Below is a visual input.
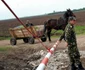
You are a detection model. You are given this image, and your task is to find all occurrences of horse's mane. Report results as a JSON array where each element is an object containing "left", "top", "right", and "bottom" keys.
[{"left": 63, "top": 9, "right": 73, "bottom": 18}]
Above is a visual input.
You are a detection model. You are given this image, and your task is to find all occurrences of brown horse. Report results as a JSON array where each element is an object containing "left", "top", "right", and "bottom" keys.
[{"left": 43, "top": 9, "right": 76, "bottom": 42}]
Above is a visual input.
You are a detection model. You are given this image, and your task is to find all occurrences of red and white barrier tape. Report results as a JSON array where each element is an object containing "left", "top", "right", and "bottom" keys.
[{"left": 36, "top": 42, "right": 58, "bottom": 70}]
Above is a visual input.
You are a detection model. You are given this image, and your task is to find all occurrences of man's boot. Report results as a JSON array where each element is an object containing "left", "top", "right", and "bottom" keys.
[
  {"left": 71, "top": 63, "right": 77, "bottom": 70},
  {"left": 77, "top": 63, "right": 85, "bottom": 70}
]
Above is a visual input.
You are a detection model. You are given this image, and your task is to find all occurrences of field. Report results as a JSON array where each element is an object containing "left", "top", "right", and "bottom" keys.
[
  {"left": 0, "top": 11, "right": 85, "bottom": 70},
  {"left": 0, "top": 11, "right": 85, "bottom": 36}
]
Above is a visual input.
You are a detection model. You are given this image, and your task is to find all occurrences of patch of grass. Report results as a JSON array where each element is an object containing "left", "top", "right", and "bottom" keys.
[
  {"left": 75, "top": 25, "right": 85, "bottom": 34},
  {"left": 0, "top": 37, "right": 11, "bottom": 40},
  {"left": 0, "top": 37, "right": 6, "bottom": 40},
  {"left": 51, "top": 29, "right": 63, "bottom": 35},
  {"left": 0, "top": 46, "right": 12, "bottom": 51},
  {"left": 51, "top": 25, "right": 85, "bottom": 38},
  {"left": 51, "top": 25, "right": 85, "bottom": 35},
  {"left": 51, "top": 30, "right": 63, "bottom": 38}
]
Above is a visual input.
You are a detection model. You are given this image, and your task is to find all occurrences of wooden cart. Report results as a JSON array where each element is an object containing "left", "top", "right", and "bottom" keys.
[{"left": 9, "top": 25, "right": 47, "bottom": 45}]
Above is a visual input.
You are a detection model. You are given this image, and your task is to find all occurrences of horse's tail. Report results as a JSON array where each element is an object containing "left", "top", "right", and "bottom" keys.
[{"left": 43, "top": 21, "right": 47, "bottom": 34}]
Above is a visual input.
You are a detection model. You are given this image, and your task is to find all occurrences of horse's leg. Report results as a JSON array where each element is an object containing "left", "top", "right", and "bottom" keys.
[{"left": 47, "top": 29, "right": 51, "bottom": 42}]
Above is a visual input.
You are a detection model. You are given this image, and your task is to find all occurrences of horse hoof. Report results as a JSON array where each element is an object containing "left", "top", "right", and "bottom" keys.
[{"left": 49, "top": 41, "right": 51, "bottom": 42}]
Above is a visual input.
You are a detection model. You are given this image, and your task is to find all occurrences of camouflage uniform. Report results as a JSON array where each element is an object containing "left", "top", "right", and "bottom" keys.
[
  {"left": 59, "top": 16, "right": 85, "bottom": 69},
  {"left": 59, "top": 23, "right": 84, "bottom": 70},
  {"left": 64, "top": 23, "right": 81, "bottom": 66}
]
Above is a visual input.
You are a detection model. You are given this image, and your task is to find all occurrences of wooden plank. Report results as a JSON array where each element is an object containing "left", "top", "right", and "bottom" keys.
[{"left": 9, "top": 26, "right": 34, "bottom": 38}]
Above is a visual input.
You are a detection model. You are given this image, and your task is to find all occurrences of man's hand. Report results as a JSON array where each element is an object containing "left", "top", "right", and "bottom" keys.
[
  {"left": 56, "top": 40, "right": 61, "bottom": 46},
  {"left": 65, "top": 42, "right": 68, "bottom": 47}
]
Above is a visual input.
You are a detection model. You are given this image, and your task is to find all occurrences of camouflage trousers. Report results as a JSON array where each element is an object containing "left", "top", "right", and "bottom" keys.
[{"left": 68, "top": 44, "right": 81, "bottom": 66}]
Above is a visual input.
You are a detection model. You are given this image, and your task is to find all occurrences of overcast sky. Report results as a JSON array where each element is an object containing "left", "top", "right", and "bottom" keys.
[{"left": 0, "top": 0, "right": 85, "bottom": 20}]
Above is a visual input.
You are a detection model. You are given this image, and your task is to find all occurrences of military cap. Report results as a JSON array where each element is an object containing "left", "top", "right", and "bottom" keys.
[{"left": 68, "top": 16, "right": 76, "bottom": 21}]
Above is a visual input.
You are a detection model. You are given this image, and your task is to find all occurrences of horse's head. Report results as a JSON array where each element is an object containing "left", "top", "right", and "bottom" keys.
[
  {"left": 64, "top": 9, "right": 76, "bottom": 19},
  {"left": 67, "top": 9, "right": 75, "bottom": 17}
]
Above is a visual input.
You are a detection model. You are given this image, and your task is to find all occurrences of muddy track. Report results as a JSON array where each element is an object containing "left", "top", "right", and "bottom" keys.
[{"left": 0, "top": 35, "right": 85, "bottom": 70}]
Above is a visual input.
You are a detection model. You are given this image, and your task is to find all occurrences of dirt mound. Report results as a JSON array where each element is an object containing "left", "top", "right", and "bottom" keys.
[
  {"left": 45, "top": 49, "right": 85, "bottom": 70},
  {"left": 0, "top": 47, "right": 42, "bottom": 70},
  {"left": 0, "top": 48, "right": 85, "bottom": 70}
]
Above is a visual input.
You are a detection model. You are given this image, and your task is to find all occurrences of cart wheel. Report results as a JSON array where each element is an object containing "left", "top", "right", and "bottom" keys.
[
  {"left": 23, "top": 38, "right": 29, "bottom": 43},
  {"left": 28, "top": 37, "right": 35, "bottom": 44},
  {"left": 10, "top": 38, "right": 17, "bottom": 45},
  {"left": 41, "top": 35, "right": 47, "bottom": 42}
]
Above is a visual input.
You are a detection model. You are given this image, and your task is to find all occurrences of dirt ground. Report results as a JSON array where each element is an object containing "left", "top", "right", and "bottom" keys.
[{"left": 0, "top": 35, "right": 85, "bottom": 70}]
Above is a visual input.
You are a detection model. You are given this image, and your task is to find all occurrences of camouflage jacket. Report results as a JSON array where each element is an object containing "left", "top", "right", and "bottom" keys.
[
  {"left": 59, "top": 23, "right": 77, "bottom": 45},
  {"left": 65, "top": 23, "right": 77, "bottom": 45}
]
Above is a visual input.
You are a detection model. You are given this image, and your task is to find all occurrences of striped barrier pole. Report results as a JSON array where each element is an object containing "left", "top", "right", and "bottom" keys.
[{"left": 36, "top": 42, "right": 58, "bottom": 70}]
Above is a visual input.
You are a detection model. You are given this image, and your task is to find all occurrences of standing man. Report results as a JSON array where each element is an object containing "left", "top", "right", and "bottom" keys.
[{"left": 56, "top": 16, "right": 85, "bottom": 70}]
